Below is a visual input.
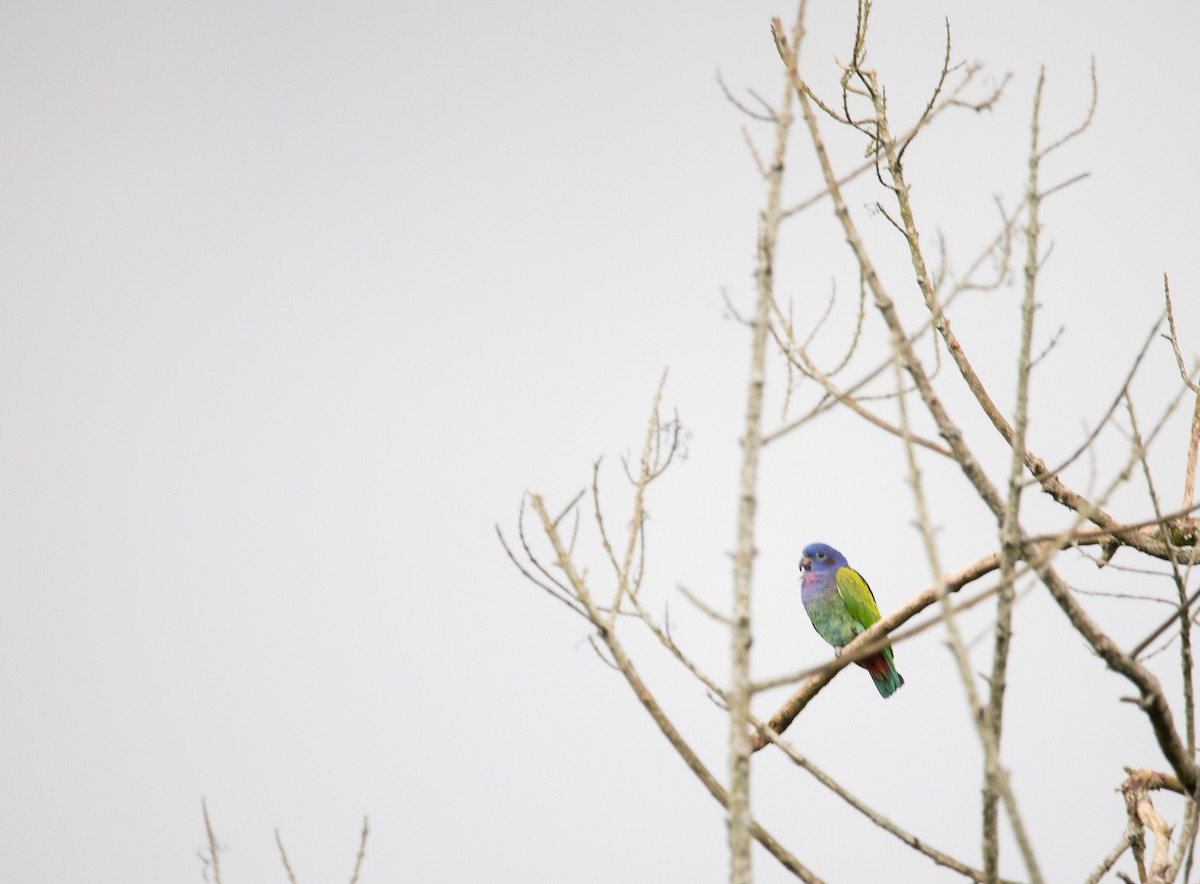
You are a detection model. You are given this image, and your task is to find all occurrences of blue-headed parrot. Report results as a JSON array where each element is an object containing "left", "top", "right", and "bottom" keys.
[{"left": 799, "top": 542, "right": 904, "bottom": 698}]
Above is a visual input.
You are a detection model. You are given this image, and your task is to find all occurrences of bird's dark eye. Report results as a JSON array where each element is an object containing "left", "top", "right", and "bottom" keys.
[{"left": 816, "top": 551, "right": 825, "bottom": 559}]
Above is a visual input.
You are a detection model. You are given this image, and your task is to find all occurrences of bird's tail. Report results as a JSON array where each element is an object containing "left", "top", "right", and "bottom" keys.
[{"left": 859, "top": 648, "right": 904, "bottom": 698}]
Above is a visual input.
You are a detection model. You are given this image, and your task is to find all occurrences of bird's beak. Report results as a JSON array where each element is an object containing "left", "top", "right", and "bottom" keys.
[{"left": 800, "top": 555, "right": 811, "bottom": 571}]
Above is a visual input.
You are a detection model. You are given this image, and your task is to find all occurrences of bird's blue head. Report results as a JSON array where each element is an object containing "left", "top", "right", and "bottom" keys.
[{"left": 800, "top": 542, "right": 848, "bottom": 574}]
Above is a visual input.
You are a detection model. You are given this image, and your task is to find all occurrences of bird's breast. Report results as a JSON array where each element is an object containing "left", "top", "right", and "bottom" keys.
[
  {"left": 801, "top": 574, "right": 856, "bottom": 647},
  {"left": 800, "top": 572, "right": 829, "bottom": 602}
]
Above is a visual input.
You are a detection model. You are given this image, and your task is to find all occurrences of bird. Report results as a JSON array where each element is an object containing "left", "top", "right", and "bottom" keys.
[{"left": 799, "top": 542, "right": 904, "bottom": 698}]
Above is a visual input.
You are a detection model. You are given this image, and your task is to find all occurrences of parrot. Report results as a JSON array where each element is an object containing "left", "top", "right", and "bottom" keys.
[{"left": 799, "top": 542, "right": 904, "bottom": 698}]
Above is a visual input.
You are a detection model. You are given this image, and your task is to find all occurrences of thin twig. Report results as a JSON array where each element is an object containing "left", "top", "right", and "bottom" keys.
[
  {"left": 202, "top": 800, "right": 223, "bottom": 884},
  {"left": 1164, "top": 275, "right": 1200, "bottom": 396},
  {"left": 717, "top": 68, "right": 778, "bottom": 122},
  {"left": 348, "top": 817, "right": 369, "bottom": 884},
  {"left": 1033, "top": 311, "right": 1164, "bottom": 484},
  {"left": 552, "top": 488, "right": 586, "bottom": 529},
  {"left": 1163, "top": 275, "right": 1200, "bottom": 513},
  {"left": 896, "top": 17, "right": 955, "bottom": 163},
  {"left": 496, "top": 523, "right": 590, "bottom": 621},
  {"left": 609, "top": 371, "right": 670, "bottom": 624},
  {"left": 276, "top": 829, "right": 299, "bottom": 884},
  {"left": 676, "top": 583, "right": 732, "bottom": 625},
  {"left": 1038, "top": 56, "right": 1098, "bottom": 160},
  {"left": 1039, "top": 170, "right": 1092, "bottom": 200}
]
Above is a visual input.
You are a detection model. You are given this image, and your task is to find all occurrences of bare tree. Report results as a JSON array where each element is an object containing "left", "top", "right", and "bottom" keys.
[{"left": 501, "top": 2, "right": 1200, "bottom": 881}]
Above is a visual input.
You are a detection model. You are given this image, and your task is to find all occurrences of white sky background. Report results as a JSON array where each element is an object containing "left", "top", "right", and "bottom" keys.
[{"left": 2, "top": 1, "right": 1199, "bottom": 882}]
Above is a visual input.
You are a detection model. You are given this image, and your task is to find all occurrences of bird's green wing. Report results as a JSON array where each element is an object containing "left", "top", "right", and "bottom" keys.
[{"left": 834, "top": 567, "right": 883, "bottom": 632}]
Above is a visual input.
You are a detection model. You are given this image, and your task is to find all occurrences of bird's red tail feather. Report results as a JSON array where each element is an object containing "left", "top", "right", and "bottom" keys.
[{"left": 857, "top": 652, "right": 904, "bottom": 698}]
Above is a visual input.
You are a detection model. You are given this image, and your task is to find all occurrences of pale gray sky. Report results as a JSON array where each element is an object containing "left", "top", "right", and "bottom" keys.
[{"left": 2, "top": 2, "right": 1198, "bottom": 882}]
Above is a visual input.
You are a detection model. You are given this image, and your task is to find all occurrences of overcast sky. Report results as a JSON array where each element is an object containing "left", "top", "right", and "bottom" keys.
[{"left": 3, "top": 2, "right": 1199, "bottom": 882}]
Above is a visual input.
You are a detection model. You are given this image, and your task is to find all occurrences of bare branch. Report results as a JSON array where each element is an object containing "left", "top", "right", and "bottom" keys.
[
  {"left": 886, "top": 255, "right": 1042, "bottom": 883},
  {"left": 1129, "top": 570, "right": 1200, "bottom": 660},
  {"left": 527, "top": 492, "right": 824, "bottom": 882},
  {"left": 1039, "top": 170, "right": 1092, "bottom": 201},
  {"left": 984, "top": 65, "right": 1044, "bottom": 880},
  {"left": 552, "top": 488, "right": 586, "bottom": 529},
  {"left": 721, "top": 286, "right": 752, "bottom": 326},
  {"left": 742, "top": 125, "right": 768, "bottom": 178},
  {"left": 201, "top": 800, "right": 223, "bottom": 884},
  {"left": 607, "top": 372, "right": 669, "bottom": 621},
  {"left": 1122, "top": 768, "right": 1185, "bottom": 884},
  {"left": 753, "top": 716, "right": 1011, "bottom": 882},
  {"left": 496, "top": 522, "right": 590, "bottom": 621},
  {"left": 1128, "top": 396, "right": 1196, "bottom": 756},
  {"left": 777, "top": 62, "right": 1012, "bottom": 219},
  {"left": 726, "top": 10, "right": 812, "bottom": 879},
  {"left": 717, "top": 68, "right": 778, "bottom": 122},
  {"left": 1164, "top": 275, "right": 1200, "bottom": 395},
  {"left": 895, "top": 16, "right": 955, "bottom": 163},
  {"left": 628, "top": 593, "right": 725, "bottom": 699},
  {"left": 1038, "top": 56, "right": 1098, "bottom": 160},
  {"left": 592, "top": 459, "right": 623, "bottom": 580},
  {"left": 1170, "top": 797, "right": 1200, "bottom": 884},
  {"left": 518, "top": 493, "right": 582, "bottom": 599},
  {"left": 276, "top": 829, "right": 299, "bottom": 884},
  {"left": 783, "top": 19, "right": 1014, "bottom": 530},
  {"left": 585, "top": 633, "right": 620, "bottom": 671},
  {"left": 1032, "top": 311, "right": 1163, "bottom": 484},
  {"left": 1163, "top": 275, "right": 1200, "bottom": 514},
  {"left": 1028, "top": 324, "right": 1065, "bottom": 369},
  {"left": 348, "top": 817, "right": 369, "bottom": 884},
  {"left": 676, "top": 583, "right": 732, "bottom": 625},
  {"left": 1038, "top": 561, "right": 1199, "bottom": 793},
  {"left": 1084, "top": 822, "right": 1139, "bottom": 884}
]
